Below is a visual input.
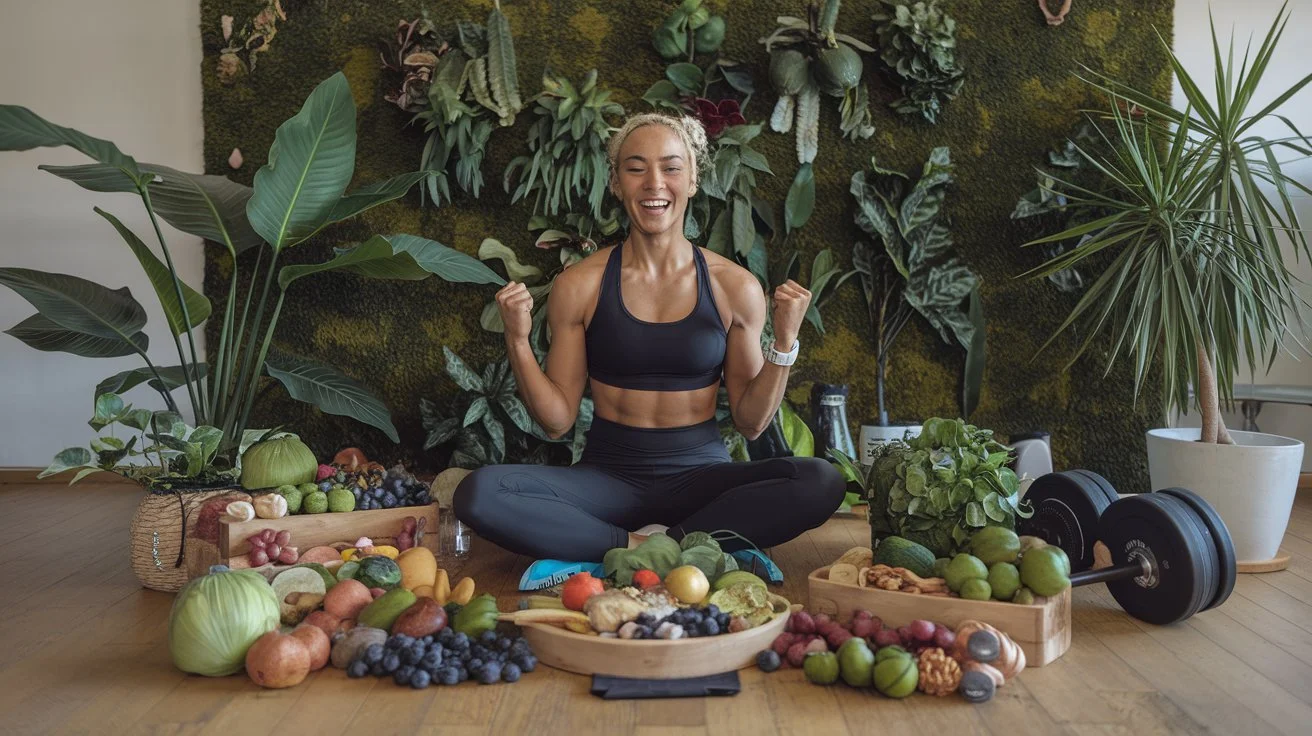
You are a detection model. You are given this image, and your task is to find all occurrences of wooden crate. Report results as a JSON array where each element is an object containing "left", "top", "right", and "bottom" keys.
[
  {"left": 216, "top": 504, "right": 439, "bottom": 562},
  {"left": 522, "top": 603, "right": 796, "bottom": 679},
  {"left": 807, "top": 566, "right": 1071, "bottom": 667}
]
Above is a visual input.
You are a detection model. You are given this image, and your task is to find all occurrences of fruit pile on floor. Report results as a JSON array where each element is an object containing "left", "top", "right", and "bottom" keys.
[
  {"left": 169, "top": 538, "right": 515, "bottom": 690},
  {"left": 755, "top": 610, "right": 1026, "bottom": 703},
  {"left": 826, "top": 527, "right": 1072, "bottom": 604}
]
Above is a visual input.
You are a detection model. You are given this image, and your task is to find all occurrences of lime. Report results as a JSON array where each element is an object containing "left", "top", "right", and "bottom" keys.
[
  {"left": 945, "top": 554, "right": 989, "bottom": 593},
  {"left": 932, "top": 557, "right": 951, "bottom": 578},
  {"left": 1020, "top": 546, "right": 1071, "bottom": 596},
  {"left": 1012, "top": 587, "right": 1036, "bottom": 605},
  {"left": 803, "top": 651, "right": 840, "bottom": 685},
  {"left": 987, "top": 562, "right": 1021, "bottom": 600},
  {"left": 875, "top": 645, "right": 910, "bottom": 663},
  {"left": 838, "top": 638, "right": 875, "bottom": 687},
  {"left": 873, "top": 653, "right": 918, "bottom": 697},
  {"left": 960, "top": 578, "right": 992, "bottom": 601},
  {"left": 971, "top": 527, "right": 1021, "bottom": 565}
]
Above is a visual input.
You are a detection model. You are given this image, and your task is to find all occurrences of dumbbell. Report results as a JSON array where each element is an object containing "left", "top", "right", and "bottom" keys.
[{"left": 1018, "top": 471, "right": 1237, "bottom": 625}]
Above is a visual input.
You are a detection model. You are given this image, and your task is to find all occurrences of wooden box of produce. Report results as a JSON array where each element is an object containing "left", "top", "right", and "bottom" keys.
[
  {"left": 211, "top": 504, "right": 439, "bottom": 568},
  {"left": 807, "top": 566, "right": 1071, "bottom": 666}
]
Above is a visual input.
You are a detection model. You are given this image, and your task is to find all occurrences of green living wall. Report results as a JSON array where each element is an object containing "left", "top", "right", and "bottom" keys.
[{"left": 200, "top": 0, "right": 1174, "bottom": 491}]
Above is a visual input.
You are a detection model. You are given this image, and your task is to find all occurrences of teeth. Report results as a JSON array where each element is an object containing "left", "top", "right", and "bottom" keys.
[{"left": 640, "top": 200, "right": 670, "bottom": 207}]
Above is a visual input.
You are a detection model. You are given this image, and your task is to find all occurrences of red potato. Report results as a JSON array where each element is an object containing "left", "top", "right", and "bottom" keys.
[
  {"left": 275, "top": 530, "right": 292, "bottom": 547},
  {"left": 291, "top": 624, "right": 331, "bottom": 671},
  {"left": 323, "top": 579, "right": 373, "bottom": 620},
  {"left": 302, "top": 610, "right": 344, "bottom": 639}
]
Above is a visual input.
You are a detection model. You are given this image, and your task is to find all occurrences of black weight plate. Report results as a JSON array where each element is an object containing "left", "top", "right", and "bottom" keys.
[
  {"left": 1070, "top": 469, "right": 1120, "bottom": 507},
  {"left": 1018, "top": 471, "right": 1110, "bottom": 572},
  {"left": 1098, "top": 494, "right": 1208, "bottom": 625},
  {"left": 1156, "top": 493, "right": 1217, "bottom": 622},
  {"left": 1158, "top": 487, "right": 1237, "bottom": 612}
]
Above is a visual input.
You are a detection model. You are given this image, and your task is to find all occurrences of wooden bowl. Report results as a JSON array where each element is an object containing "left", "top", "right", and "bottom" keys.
[{"left": 521, "top": 599, "right": 797, "bottom": 678}]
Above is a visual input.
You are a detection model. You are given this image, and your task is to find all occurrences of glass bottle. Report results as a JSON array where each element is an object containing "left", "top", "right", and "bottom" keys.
[
  {"left": 811, "top": 383, "right": 856, "bottom": 461},
  {"left": 440, "top": 507, "right": 471, "bottom": 560}
]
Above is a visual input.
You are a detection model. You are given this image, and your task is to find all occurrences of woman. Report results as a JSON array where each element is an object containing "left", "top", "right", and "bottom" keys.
[{"left": 454, "top": 113, "right": 845, "bottom": 583}]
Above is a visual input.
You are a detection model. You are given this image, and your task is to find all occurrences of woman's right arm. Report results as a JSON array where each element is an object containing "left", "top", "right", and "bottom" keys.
[{"left": 497, "top": 265, "right": 591, "bottom": 439}]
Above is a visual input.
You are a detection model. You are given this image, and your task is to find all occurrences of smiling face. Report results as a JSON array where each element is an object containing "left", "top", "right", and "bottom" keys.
[{"left": 612, "top": 124, "right": 696, "bottom": 237}]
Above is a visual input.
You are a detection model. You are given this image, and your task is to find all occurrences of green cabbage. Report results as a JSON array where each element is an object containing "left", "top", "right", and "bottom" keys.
[
  {"left": 604, "top": 533, "right": 683, "bottom": 586},
  {"left": 168, "top": 565, "right": 280, "bottom": 676},
  {"left": 679, "top": 531, "right": 721, "bottom": 553}
]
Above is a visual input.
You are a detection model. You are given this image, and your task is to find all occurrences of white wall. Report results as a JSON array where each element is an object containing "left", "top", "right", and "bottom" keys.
[
  {"left": 0, "top": 0, "right": 205, "bottom": 467},
  {"left": 1170, "top": 0, "right": 1312, "bottom": 470},
  {"left": 0, "top": 1, "right": 1308, "bottom": 468}
]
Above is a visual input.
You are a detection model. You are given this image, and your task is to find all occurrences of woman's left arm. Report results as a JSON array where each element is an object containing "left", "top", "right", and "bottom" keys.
[{"left": 721, "top": 273, "right": 812, "bottom": 440}]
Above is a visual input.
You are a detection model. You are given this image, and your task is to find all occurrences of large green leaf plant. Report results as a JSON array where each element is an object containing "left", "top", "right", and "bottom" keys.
[
  {"left": 1022, "top": 3, "right": 1311, "bottom": 444},
  {"left": 850, "top": 147, "right": 985, "bottom": 425},
  {"left": 0, "top": 72, "right": 504, "bottom": 485}
]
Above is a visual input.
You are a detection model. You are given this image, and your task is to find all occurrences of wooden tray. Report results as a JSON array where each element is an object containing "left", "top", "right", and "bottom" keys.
[
  {"left": 212, "top": 504, "right": 438, "bottom": 563},
  {"left": 521, "top": 601, "right": 796, "bottom": 679},
  {"left": 808, "top": 566, "right": 1071, "bottom": 667}
]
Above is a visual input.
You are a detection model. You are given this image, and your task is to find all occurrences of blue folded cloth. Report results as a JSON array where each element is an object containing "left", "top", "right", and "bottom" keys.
[
  {"left": 518, "top": 559, "right": 606, "bottom": 591},
  {"left": 730, "top": 549, "right": 784, "bottom": 584}
]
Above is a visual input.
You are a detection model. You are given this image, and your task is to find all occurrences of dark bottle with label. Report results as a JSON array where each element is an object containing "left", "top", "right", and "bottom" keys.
[{"left": 811, "top": 383, "right": 856, "bottom": 461}]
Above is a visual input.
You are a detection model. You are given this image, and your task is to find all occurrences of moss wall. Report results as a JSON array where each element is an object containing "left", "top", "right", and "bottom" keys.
[{"left": 200, "top": 0, "right": 1174, "bottom": 491}]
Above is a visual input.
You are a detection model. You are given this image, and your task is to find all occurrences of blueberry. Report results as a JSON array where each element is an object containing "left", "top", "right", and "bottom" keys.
[
  {"left": 422, "top": 635, "right": 434, "bottom": 646},
  {"left": 421, "top": 650, "right": 442, "bottom": 670},
  {"left": 364, "top": 644, "right": 385, "bottom": 664},
  {"left": 479, "top": 664, "right": 501, "bottom": 684},
  {"left": 382, "top": 493, "right": 398, "bottom": 508},
  {"left": 382, "top": 654, "right": 401, "bottom": 674},
  {"left": 373, "top": 487, "right": 385, "bottom": 499},
  {"left": 702, "top": 618, "right": 721, "bottom": 636},
  {"left": 502, "top": 663, "right": 522, "bottom": 683},
  {"left": 497, "top": 637, "right": 513, "bottom": 651},
  {"left": 716, "top": 614, "right": 730, "bottom": 630},
  {"left": 481, "top": 631, "right": 499, "bottom": 645},
  {"left": 400, "top": 647, "right": 421, "bottom": 665},
  {"left": 347, "top": 659, "right": 369, "bottom": 678},
  {"left": 468, "top": 658, "right": 484, "bottom": 672},
  {"left": 415, "top": 492, "right": 431, "bottom": 505},
  {"left": 370, "top": 661, "right": 387, "bottom": 678},
  {"left": 394, "top": 666, "right": 415, "bottom": 686},
  {"left": 438, "top": 629, "right": 455, "bottom": 645},
  {"left": 451, "top": 633, "right": 470, "bottom": 649},
  {"left": 318, "top": 480, "right": 334, "bottom": 492},
  {"left": 438, "top": 667, "right": 460, "bottom": 686},
  {"left": 704, "top": 605, "right": 721, "bottom": 619},
  {"left": 756, "top": 650, "right": 782, "bottom": 672},
  {"left": 410, "top": 669, "right": 431, "bottom": 689},
  {"left": 685, "top": 628, "right": 699, "bottom": 638},
  {"left": 518, "top": 655, "right": 537, "bottom": 672},
  {"left": 457, "top": 667, "right": 469, "bottom": 682},
  {"left": 635, "top": 625, "right": 653, "bottom": 639}
]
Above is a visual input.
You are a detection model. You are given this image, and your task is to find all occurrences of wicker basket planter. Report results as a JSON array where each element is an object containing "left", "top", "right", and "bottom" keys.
[{"left": 128, "top": 481, "right": 249, "bottom": 593}]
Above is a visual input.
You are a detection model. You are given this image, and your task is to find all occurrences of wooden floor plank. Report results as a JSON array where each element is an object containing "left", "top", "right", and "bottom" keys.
[{"left": 1, "top": 484, "right": 1309, "bottom": 736}]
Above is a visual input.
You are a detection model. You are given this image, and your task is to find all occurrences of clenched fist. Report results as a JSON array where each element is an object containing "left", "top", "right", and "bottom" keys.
[
  {"left": 496, "top": 281, "right": 534, "bottom": 342},
  {"left": 771, "top": 279, "right": 811, "bottom": 350}
]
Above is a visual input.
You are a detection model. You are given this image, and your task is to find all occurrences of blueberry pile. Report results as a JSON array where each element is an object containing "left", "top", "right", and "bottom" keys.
[
  {"left": 346, "top": 628, "right": 536, "bottom": 688},
  {"left": 629, "top": 604, "right": 732, "bottom": 640},
  {"left": 320, "top": 465, "right": 432, "bottom": 511}
]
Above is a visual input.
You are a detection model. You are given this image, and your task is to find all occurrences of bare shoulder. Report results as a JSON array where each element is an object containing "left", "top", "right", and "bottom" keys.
[
  {"left": 548, "top": 246, "right": 612, "bottom": 319},
  {"left": 701, "top": 248, "right": 765, "bottom": 310}
]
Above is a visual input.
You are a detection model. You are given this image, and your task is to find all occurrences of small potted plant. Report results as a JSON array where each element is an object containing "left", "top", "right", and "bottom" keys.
[
  {"left": 0, "top": 72, "right": 503, "bottom": 590},
  {"left": 849, "top": 147, "right": 985, "bottom": 464},
  {"left": 1021, "top": 4, "right": 1308, "bottom": 567}
]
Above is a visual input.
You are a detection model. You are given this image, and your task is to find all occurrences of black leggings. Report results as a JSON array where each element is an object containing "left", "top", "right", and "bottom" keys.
[{"left": 453, "top": 416, "right": 847, "bottom": 561}]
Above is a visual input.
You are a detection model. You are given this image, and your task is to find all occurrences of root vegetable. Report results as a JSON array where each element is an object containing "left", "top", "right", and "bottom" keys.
[
  {"left": 249, "top": 548, "right": 269, "bottom": 567},
  {"left": 851, "top": 617, "right": 879, "bottom": 638},
  {"left": 788, "top": 611, "right": 816, "bottom": 635},
  {"left": 275, "top": 530, "right": 291, "bottom": 547},
  {"left": 266, "top": 543, "right": 281, "bottom": 560},
  {"left": 873, "top": 628, "right": 901, "bottom": 649},
  {"left": 787, "top": 641, "right": 809, "bottom": 668},
  {"left": 291, "top": 625, "right": 330, "bottom": 671},
  {"left": 772, "top": 632, "right": 796, "bottom": 656},
  {"left": 909, "top": 620, "right": 937, "bottom": 642},
  {"left": 278, "top": 546, "right": 299, "bottom": 564}
]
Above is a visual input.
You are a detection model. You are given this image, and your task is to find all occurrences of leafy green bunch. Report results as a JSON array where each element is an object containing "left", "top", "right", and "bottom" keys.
[
  {"left": 871, "top": 0, "right": 965, "bottom": 124},
  {"left": 504, "top": 69, "right": 624, "bottom": 221},
  {"left": 832, "top": 417, "right": 1032, "bottom": 557}
]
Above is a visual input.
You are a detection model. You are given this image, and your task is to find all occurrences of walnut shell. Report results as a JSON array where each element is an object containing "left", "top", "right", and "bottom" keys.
[{"left": 917, "top": 647, "right": 963, "bottom": 697}]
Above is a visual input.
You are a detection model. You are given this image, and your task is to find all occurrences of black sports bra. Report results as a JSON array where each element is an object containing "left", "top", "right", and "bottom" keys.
[{"left": 584, "top": 243, "right": 727, "bottom": 391}]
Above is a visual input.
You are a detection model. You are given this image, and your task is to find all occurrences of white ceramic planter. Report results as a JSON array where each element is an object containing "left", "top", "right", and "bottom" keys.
[
  {"left": 1146, "top": 427, "right": 1304, "bottom": 564},
  {"left": 858, "top": 424, "right": 921, "bottom": 466}
]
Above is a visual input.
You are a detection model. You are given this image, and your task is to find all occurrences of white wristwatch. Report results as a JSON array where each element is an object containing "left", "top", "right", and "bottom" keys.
[{"left": 764, "top": 339, "right": 800, "bottom": 366}]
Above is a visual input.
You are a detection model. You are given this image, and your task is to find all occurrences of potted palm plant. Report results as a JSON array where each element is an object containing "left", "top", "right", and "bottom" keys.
[
  {"left": 1022, "top": 4, "right": 1309, "bottom": 566},
  {"left": 0, "top": 72, "right": 505, "bottom": 590}
]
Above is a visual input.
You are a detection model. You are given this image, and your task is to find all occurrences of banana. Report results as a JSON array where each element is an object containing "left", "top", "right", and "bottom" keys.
[
  {"left": 498, "top": 608, "right": 592, "bottom": 628},
  {"left": 523, "top": 595, "right": 565, "bottom": 610},
  {"left": 563, "top": 619, "right": 597, "bottom": 635}
]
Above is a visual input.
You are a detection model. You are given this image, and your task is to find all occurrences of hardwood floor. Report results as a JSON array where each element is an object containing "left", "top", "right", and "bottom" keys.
[{"left": 1, "top": 482, "right": 1309, "bottom": 735}]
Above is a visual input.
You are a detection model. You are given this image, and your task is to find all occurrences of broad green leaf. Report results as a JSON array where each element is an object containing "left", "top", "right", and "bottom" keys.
[
  {"left": 707, "top": 208, "right": 731, "bottom": 255},
  {"left": 5, "top": 313, "right": 143, "bottom": 357},
  {"left": 38, "top": 447, "right": 96, "bottom": 479},
  {"left": 499, "top": 394, "right": 537, "bottom": 435},
  {"left": 0, "top": 104, "right": 145, "bottom": 184},
  {"left": 642, "top": 80, "right": 682, "bottom": 111},
  {"left": 247, "top": 73, "right": 357, "bottom": 252},
  {"left": 904, "top": 465, "right": 927, "bottom": 495},
  {"left": 965, "top": 501, "right": 986, "bottom": 527},
  {"left": 380, "top": 234, "right": 506, "bottom": 285},
  {"left": 486, "top": 7, "right": 523, "bottom": 125},
  {"left": 998, "top": 466, "right": 1020, "bottom": 495},
  {"left": 264, "top": 351, "right": 399, "bottom": 442},
  {"left": 478, "top": 238, "right": 542, "bottom": 284},
  {"left": 95, "top": 208, "right": 210, "bottom": 335},
  {"left": 732, "top": 194, "right": 754, "bottom": 257},
  {"left": 779, "top": 401, "right": 814, "bottom": 457},
  {"left": 141, "top": 164, "right": 264, "bottom": 255},
  {"left": 982, "top": 492, "right": 1007, "bottom": 522},
  {"left": 95, "top": 364, "right": 206, "bottom": 401},
  {"left": 463, "top": 396, "right": 490, "bottom": 427},
  {"left": 91, "top": 393, "right": 125, "bottom": 431},
  {"left": 39, "top": 163, "right": 138, "bottom": 193},
  {"left": 0, "top": 268, "right": 149, "bottom": 349},
  {"left": 738, "top": 146, "right": 773, "bottom": 175},
  {"left": 746, "top": 237, "right": 768, "bottom": 291},
  {"left": 785, "top": 163, "right": 815, "bottom": 233},
  {"left": 482, "top": 411, "right": 506, "bottom": 462},
  {"left": 571, "top": 396, "right": 594, "bottom": 463},
  {"left": 443, "top": 346, "right": 485, "bottom": 392},
  {"left": 666, "top": 63, "right": 704, "bottom": 95},
  {"left": 120, "top": 408, "right": 155, "bottom": 432},
  {"left": 281, "top": 236, "right": 425, "bottom": 289},
  {"left": 320, "top": 171, "right": 426, "bottom": 228}
]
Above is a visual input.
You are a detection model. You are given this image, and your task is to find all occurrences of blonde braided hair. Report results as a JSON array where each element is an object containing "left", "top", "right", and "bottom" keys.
[{"left": 607, "top": 113, "right": 710, "bottom": 197}]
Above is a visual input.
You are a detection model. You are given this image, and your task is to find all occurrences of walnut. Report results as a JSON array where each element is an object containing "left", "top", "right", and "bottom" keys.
[
  {"left": 861, "top": 564, "right": 949, "bottom": 595},
  {"left": 917, "top": 647, "right": 963, "bottom": 697}
]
